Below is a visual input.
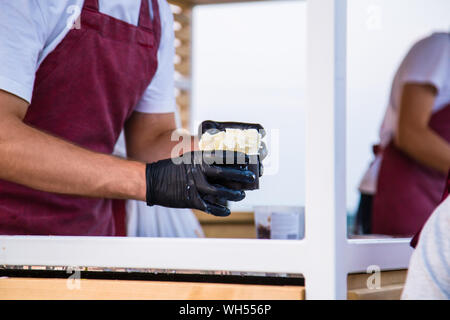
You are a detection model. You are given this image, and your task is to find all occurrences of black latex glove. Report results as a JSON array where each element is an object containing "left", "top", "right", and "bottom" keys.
[
  {"left": 199, "top": 120, "right": 268, "bottom": 162},
  {"left": 146, "top": 151, "right": 255, "bottom": 216}
]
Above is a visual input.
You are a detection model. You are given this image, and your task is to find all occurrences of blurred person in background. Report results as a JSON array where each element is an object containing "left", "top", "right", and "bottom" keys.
[{"left": 355, "top": 32, "right": 450, "bottom": 236}]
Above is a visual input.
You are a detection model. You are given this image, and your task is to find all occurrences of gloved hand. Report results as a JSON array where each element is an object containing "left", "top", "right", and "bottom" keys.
[
  {"left": 199, "top": 120, "right": 268, "bottom": 162},
  {"left": 146, "top": 151, "right": 255, "bottom": 216}
]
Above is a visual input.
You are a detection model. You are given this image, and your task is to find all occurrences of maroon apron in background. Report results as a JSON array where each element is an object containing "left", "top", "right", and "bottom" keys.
[
  {"left": 0, "top": 0, "right": 161, "bottom": 236},
  {"left": 372, "top": 103, "right": 450, "bottom": 237}
]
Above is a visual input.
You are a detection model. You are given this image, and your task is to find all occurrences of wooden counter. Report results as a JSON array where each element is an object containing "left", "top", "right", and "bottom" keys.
[
  {"left": 0, "top": 269, "right": 408, "bottom": 300},
  {"left": 347, "top": 270, "right": 407, "bottom": 300},
  {"left": 0, "top": 277, "right": 305, "bottom": 300}
]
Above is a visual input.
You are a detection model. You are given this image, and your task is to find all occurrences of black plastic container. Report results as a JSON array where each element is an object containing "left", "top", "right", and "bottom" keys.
[{"left": 199, "top": 121, "right": 261, "bottom": 190}]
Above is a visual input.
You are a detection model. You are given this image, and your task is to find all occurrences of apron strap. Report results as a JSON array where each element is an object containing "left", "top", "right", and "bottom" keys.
[
  {"left": 151, "top": 0, "right": 162, "bottom": 46},
  {"left": 83, "top": 0, "right": 99, "bottom": 11},
  {"left": 138, "top": 0, "right": 162, "bottom": 47},
  {"left": 138, "top": 0, "right": 153, "bottom": 30}
]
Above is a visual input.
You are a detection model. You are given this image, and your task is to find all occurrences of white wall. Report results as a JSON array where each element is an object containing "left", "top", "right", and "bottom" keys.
[
  {"left": 347, "top": 0, "right": 450, "bottom": 213},
  {"left": 191, "top": 0, "right": 450, "bottom": 213},
  {"left": 192, "top": 1, "right": 307, "bottom": 211}
]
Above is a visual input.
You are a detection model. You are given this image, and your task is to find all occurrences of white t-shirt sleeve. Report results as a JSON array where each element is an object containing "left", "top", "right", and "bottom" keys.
[
  {"left": 402, "top": 196, "right": 450, "bottom": 300},
  {"left": 134, "top": 0, "right": 176, "bottom": 114},
  {"left": 400, "top": 33, "right": 449, "bottom": 93},
  {"left": 0, "top": 0, "right": 49, "bottom": 103}
]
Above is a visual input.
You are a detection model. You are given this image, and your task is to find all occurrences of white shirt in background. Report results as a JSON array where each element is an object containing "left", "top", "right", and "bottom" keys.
[
  {"left": 0, "top": 0, "right": 176, "bottom": 114},
  {"left": 359, "top": 32, "right": 450, "bottom": 194},
  {"left": 402, "top": 196, "right": 450, "bottom": 300}
]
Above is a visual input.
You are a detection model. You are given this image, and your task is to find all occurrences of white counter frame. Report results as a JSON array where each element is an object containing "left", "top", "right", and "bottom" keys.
[{"left": 0, "top": 0, "right": 414, "bottom": 299}]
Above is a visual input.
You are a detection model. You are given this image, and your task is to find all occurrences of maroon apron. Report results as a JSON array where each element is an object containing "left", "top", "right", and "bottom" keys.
[
  {"left": 372, "top": 103, "right": 450, "bottom": 237},
  {"left": 0, "top": 0, "right": 161, "bottom": 236}
]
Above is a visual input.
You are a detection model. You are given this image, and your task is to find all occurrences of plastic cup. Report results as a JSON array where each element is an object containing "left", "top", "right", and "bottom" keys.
[{"left": 254, "top": 206, "right": 305, "bottom": 240}]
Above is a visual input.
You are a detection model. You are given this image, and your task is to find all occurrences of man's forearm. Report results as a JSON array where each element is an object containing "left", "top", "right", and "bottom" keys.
[
  {"left": 126, "top": 128, "right": 198, "bottom": 163},
  {"left": 0, "top": 116, "right": 146, "bottom": 201}
]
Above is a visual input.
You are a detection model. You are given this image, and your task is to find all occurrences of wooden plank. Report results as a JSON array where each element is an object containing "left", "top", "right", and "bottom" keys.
[
  {"left": 347, "top": 284, "right": 404, "bottom": 300},
  {"left": 0, "top": 278, "right": 304, "bottom": 300},
  {"left": 347, "top": 270, "right": 407, "bottom": 290},
  {"left": 175, "top": 60, "right": 190, "bottom": 76},
  {"left": 169, "top": 0, "right": 192, "bottom": 130},
  {"left": 176, "top": 45, "right": 191, "bottom": 58},
  {"left": 176, "top": 91, "right": 190, "bottom": 106},
  {"left": 173, "top": 12, "right": 192, "bottom": 25},
  {"left": 175, "top": 27, "right": 191, "bottom": 42},
  {"left": 347, "top": 270, "right": 407, "bottom": 300},
  {"left": 202, "top": 224, "right": 256, "bottom": 239},
  {"left": 168, "top": 0, "right": 193, "bottom": 9},
  {"left": 194, "top": 211, "right": 255, "bottom": 238},
  {"left": 194, "top": 211, "right": 254, "bottom": 224}
]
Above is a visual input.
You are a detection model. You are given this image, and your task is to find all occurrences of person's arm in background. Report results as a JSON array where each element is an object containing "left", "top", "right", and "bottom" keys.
[
  {"left": 0, "top": 90, "right": 147, "bottom": 201},
  {"left": 394, "top": 83, "right": 450, "bottom": 174},
  {"left": 393, "top": 33, "right": 449, "bottom": 174}
]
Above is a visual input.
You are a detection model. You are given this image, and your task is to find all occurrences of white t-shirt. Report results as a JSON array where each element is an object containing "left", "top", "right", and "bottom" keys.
[
  {"left": 402, "top": 195, "right": 450, "bottom": 300},
  {"left": 0, "top": 0, "right": 176, "bottom": 114},
  {"left": 359, "top": 32, "right": 450, "bottom": 194}
]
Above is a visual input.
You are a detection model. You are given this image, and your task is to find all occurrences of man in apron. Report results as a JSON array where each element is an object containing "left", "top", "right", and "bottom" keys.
[
  {"left": 355, "top": 32, "right": 450, "bottom": 236},
  {"left": 0, "top": 0, "right": 256, "bottom": 236}
]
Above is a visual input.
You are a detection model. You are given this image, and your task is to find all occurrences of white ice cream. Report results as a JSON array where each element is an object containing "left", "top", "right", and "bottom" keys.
[{"left": 199, "top": 128, "right": 261, "bottom": 155}]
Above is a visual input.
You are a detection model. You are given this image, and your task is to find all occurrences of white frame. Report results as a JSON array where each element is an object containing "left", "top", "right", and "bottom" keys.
[{"left": 0, "top": 0, "right": 414, "bottom": 299}]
